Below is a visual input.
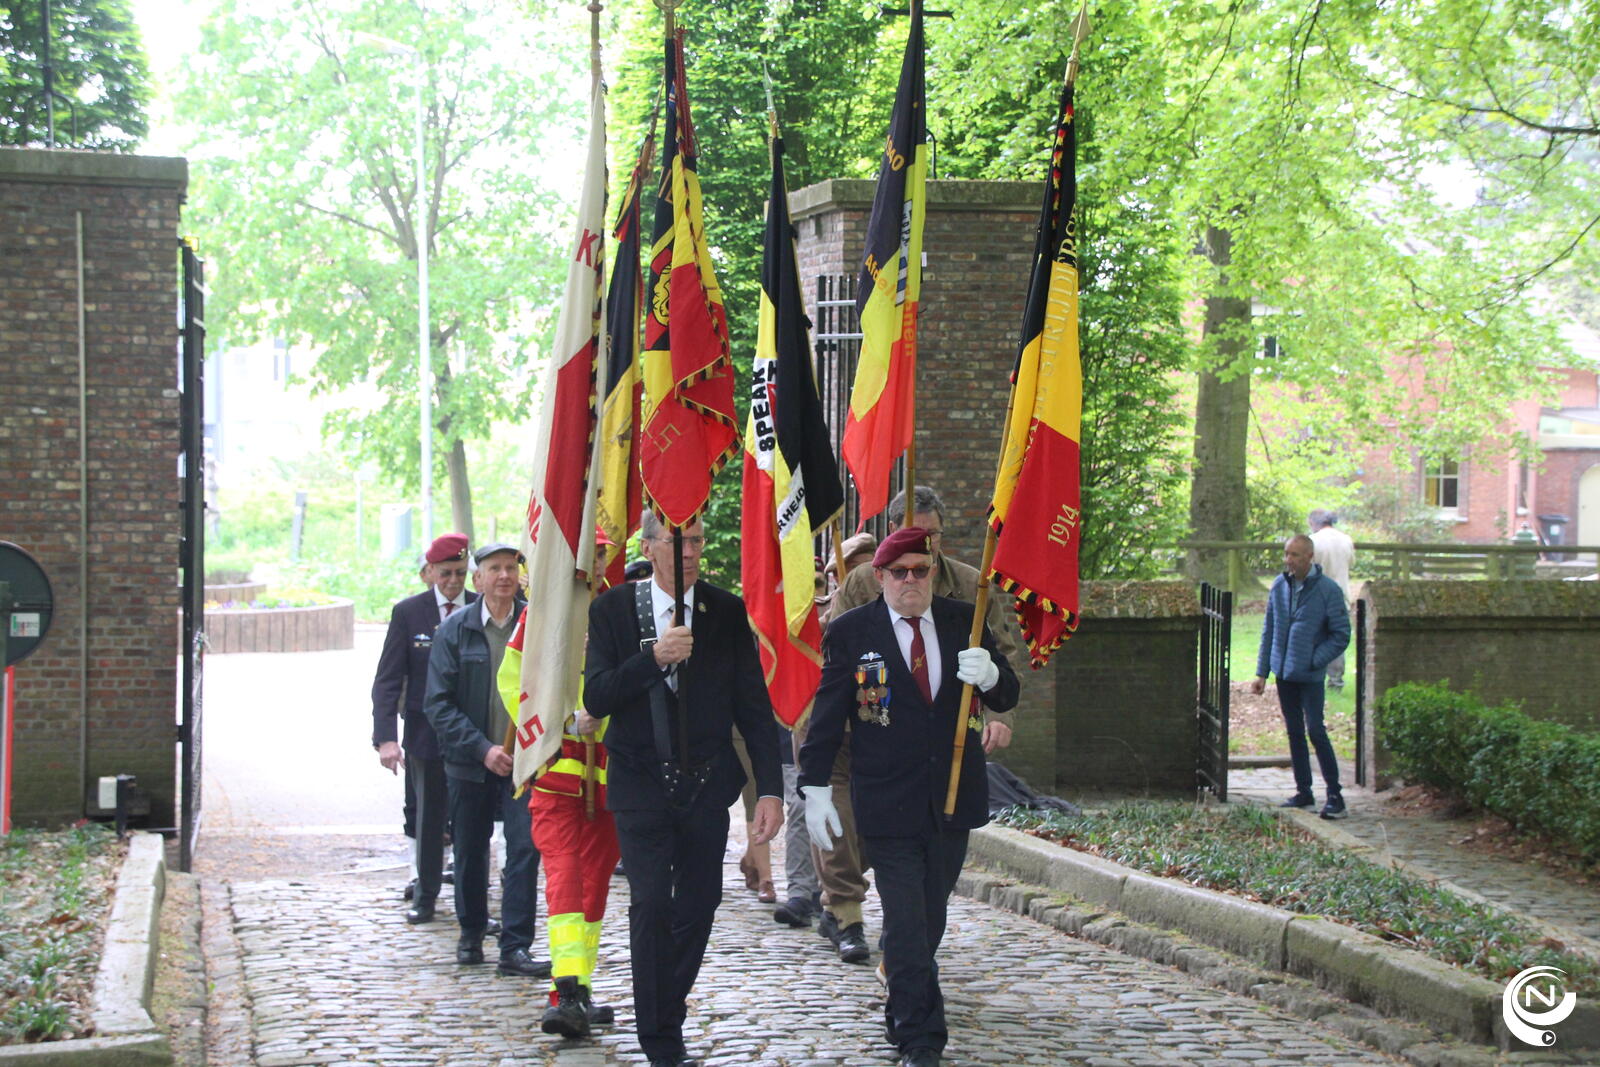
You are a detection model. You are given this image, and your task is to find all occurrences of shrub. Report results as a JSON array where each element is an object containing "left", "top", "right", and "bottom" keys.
[{"left": 1377, "top": 682, "right": 1600, "bottom": 860}]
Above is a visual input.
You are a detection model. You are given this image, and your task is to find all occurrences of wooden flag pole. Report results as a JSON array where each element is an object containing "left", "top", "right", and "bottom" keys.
[
  {"left": 671, "top": 524, "right": 690, "bottom": 768},
  {"left": 942, "top": 40, "right": 1088, "bottom": 818}
]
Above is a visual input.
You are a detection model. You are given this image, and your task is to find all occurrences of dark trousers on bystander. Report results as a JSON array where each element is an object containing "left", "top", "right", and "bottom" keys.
[
  {"left": 1278, "top": 679, "right": 1342, "bottom": 800},
  {"left": 446, "top": 772, "right": 540, "bottom": 958}
]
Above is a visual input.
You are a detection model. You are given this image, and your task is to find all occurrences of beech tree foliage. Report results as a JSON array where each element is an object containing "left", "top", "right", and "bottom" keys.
[
  {"left": 181, "top": 0, "right": 585, "bottom": 539},
  {"left": 0, "top": 0, "right": 148, "bottom": 148}
]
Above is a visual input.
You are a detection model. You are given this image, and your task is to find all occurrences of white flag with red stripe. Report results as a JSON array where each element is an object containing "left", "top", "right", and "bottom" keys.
[{"left": 510, "top": 81, "right": 608, "bottom": 788}]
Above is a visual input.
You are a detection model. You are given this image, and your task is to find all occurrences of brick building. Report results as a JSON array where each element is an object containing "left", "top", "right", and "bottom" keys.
[{"left": 0, "top": 149, "right": 189, "bottom": 827}]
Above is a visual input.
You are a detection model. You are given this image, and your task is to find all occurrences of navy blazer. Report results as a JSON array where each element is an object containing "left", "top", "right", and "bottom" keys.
[
  {"left": 584, "top": 580, "right": 782, "bottom": 813},
  {"left": 370, "top": 588, "right": 478, "bottom": 761},
  {"left": 799, "top": 595, "right": 1019, "bottom": 834}
]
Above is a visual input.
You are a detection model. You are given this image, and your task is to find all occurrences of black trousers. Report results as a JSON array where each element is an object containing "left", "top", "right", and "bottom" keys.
[
  {"left": 446, "top": 772, "right": 539, "bottom": 957},
  {"left": 613, "top": 799, "right": 731, "bottom": 1061},
  {"left": 861, "top": 824, "right": 970, "bottom": 1054},
  {"left": 407, "top": 754, "right": 447, "bottom": 905}
]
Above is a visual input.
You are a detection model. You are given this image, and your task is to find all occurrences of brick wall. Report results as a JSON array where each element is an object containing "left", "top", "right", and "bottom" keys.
[
  {"left": 1362, "top": 580, "right": 1600, "bottom": 786},
  {"left": 0, "top": 149, "right": 188, "bottom": 827},
  {"left": 1053, "top": 582, "right": 1202, "bottom": 795},
  {"left": 789, "top": 179, "right": 1062, "bottom": 788}
]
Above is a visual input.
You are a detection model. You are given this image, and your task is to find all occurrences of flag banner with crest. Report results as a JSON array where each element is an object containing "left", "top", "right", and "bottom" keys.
[
  {"left": 639, "top": 29, "right": 737, "bottom": 528},
  {"left": 987, "top": 78, "right": 1082, "bottom": 667},
  {"left": 509, "top": 80, "right": 608, "bottom": 787},
  {"left": 841, "top": 4, "right": 927, "bottom": 524},
  {"left": 741, "top": 133, "right": 846, "bottom": 727}
]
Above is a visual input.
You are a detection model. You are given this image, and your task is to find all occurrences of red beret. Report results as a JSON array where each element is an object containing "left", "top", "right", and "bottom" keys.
[
  {"left": 872, "top": 526, "right": 934, "bottom": 568},
  {"left": 425, "top": 533, "right": 469, "bottom": 564},
  {"left": 595, "top": 524, "right": 615, "bottom": 548}
]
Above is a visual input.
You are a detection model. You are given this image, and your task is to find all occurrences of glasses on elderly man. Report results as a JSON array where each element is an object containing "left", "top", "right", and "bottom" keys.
[{"left": 884, "top": 564, "right": 932, "bottom": 582}]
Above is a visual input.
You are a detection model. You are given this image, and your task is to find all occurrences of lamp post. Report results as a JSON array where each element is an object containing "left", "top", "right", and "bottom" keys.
[{"left": 353, "top": 31, "right": 432, "bottom": 542}]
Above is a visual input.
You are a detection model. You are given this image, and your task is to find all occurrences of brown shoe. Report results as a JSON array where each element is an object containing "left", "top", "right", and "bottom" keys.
[
  {"left": 757, "top": 879, "right": 776, "bottom": 904},
  {"left": 738, "top": 854, "right": 760, "bottom": 891}
]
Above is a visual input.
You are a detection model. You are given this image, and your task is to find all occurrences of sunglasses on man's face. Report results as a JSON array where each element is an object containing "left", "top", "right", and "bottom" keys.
[{"left": 884, "top": 564, "right": 932, "bottom": 582}]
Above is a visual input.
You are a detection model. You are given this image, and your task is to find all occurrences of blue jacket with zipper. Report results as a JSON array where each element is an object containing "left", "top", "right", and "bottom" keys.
[{"left": 1255, "top": 564, "right": 1349, "bottom": 684}]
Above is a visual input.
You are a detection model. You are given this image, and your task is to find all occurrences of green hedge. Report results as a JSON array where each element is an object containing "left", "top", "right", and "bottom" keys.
[{"left": 1378, "top": 682, "right": 1600, "bottom": 860}]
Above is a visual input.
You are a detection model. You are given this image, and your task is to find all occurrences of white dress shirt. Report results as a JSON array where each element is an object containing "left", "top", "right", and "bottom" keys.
[
  {"left": 889, "top": 606, "right": 942, "bottom": 702},
  {"left": 434, "top": 588, "right": 467, "bottom": 622}
]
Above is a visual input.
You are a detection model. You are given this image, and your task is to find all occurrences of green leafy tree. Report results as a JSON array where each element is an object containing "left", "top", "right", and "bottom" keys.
[
  {"left": 0, "top": 0, "right": 149, "bottom": 148},
  {"left": 181, "top": 0, "right": 584, "bottom": 540}
]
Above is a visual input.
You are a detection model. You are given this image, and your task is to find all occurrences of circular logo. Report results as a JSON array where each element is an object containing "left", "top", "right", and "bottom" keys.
[{"left": 1502, "top": 966, "right": 1577, "bottom": 1047}]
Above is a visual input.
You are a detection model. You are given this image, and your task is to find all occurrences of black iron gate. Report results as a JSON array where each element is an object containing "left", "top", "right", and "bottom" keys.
[
  {"left": 1353, "top": 597, "right": 1366, "bottom": 787},
  {"left": 1197, "top": 581, "right": 1232, "bottom": 801},
  {"left": 812, "top": 273, "right": 905, "bottom": 548},
  {"left": 178, "top": 241, "right": 206, "bottom": 872}
]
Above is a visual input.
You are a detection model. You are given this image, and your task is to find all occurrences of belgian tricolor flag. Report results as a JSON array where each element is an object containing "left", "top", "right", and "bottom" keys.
[
  {"left": 740, "top": 132, "right": 846, "bottom": 727},
  {"left": 841, "top": 2, "right": 926, "bottom": 523},
  {"left": 987, "top": 76, "right": 1083, "bottom": 666}
]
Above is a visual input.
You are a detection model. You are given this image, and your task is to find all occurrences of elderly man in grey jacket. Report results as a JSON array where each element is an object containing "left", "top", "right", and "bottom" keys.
[{"left": 1252, "top": 534, "right": 1351, "bottom": 820}]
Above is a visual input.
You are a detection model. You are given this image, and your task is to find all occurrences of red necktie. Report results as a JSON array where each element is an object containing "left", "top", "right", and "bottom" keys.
[
  {"left": 443, "top": 602, "right": 457, "bottom": 618},
  {"left": 907, "top": 616, "right": 933, "bottom": 705}
]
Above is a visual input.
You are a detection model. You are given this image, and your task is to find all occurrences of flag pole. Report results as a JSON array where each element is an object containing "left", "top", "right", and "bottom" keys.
[
  {"left": 902, "top": 0, "right": 920, "bottom": 520},
  {"left": 942, "top": 34, "right": 1087, "bottom": 819}
]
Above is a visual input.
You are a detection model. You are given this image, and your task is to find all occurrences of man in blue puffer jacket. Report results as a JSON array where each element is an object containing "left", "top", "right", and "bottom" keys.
[{"left": 1251, "top": 534, "right": 1351, "bottom": 819}]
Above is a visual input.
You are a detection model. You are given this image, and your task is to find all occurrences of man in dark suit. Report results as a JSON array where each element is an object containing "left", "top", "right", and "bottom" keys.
[
  {"left": 423, "top": 543, "right": 545, "bottom": 977},
  {"left": 799, "top": 527, "right": 1019, "bottom": 1067},
  {"left": 371, "top": 532, "right": 475, "bottom": 923},
  {"left": 584, "top": 511, "right": 783, "bottom": 1067}
]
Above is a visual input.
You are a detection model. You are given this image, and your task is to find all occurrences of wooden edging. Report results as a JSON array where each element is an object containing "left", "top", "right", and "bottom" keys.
[{"left": 964, "top": 824, "right": 1600, "bottom": 1053}]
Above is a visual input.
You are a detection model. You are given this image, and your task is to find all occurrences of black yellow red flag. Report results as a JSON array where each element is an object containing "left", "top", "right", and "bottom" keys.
[
  {"left": 840, "top": 4, "right": 926, "bottom": 523},
  {"left": 987, "top": 77, "right": 1082, "bottom": 666},
  {"left": 741, "top": 133, "right": 846, "bottom": 726}
]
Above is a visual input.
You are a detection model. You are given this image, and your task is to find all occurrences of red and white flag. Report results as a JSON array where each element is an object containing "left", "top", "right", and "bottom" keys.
[{"left": 508, "top": 81, "right": 608, "bottom": 788}]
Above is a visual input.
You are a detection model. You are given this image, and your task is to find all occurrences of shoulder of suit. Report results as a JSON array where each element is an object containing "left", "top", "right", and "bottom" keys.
[
  {"left": 695, "top": 580, "right": 742, "bottom": 611},
  {"left": 829, "top": 597, "right": 884, "bottom": 631},
  {"left": 398, "top": 589, "right": 435, "bottom": 613},
  {"left": 931, "top": 594, "right": 977, "bottom": 623}
]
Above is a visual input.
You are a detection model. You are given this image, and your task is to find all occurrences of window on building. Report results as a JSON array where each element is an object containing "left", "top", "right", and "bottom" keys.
[{"left": 1423, "top": 459, "right": 1460, "bottom": 510}]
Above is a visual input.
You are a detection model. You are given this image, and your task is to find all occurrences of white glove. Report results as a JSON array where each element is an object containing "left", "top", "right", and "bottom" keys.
[
  {"left": 802, "top": 784, "right": 843, "bottom": 852},
  {"left": 956, "top": 647, "right": 1000, "bottom": 691}
]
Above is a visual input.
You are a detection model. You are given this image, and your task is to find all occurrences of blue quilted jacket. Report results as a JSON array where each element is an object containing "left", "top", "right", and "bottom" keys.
[{"left": 1255, "top": 564, "right": 1349, "bottom": 683}]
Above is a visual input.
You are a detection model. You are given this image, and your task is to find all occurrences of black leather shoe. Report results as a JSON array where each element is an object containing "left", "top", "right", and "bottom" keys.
[
  {"left": 496, "top": 947, "right": 552, "bottom": 978},
  {"left": 456, "top": 937, "right": 484, "bottom": 965},
  {"left": 540, "top": 976, "right": 590, "bottom": 1038},
  {"left": 899, "top": 1048, "right": 941, "bottom": 1067},
  {"left": 817, "top": 909, "right": 842, "bottom": 945},
  {"left": 836, "top": 922, "right": 870, "bottom": 964},
  {"left": 405, "top": 900, "right": 436, "bottom": 924},
  {"left": 401, "top": 878, "right": 417, "bottom": 901},
  {"left": 647, "top": 1058, "right": 699, "bottom": 1067},
  {"left": 774, "top": 896, "right": 815, "bottom": 927},
  {"left": 485, "top": 918, "right": 502, "bottom": 937}
]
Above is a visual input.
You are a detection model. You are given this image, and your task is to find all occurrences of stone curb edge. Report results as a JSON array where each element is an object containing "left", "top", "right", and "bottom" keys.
[
  {"left": 964, "top": 824, "right": 1600, "bottom": 1055},
  {"left": 0, "top": 833, "right": 171, "bottom": 1066}
]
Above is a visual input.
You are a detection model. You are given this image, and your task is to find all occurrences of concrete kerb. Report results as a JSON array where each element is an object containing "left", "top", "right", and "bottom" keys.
[
  {"left": 965, "top": 824, "right": 1599, "bottom": 1053},
  {"left": 0, "top": 832, "right": 171, "bottom": 1066}
]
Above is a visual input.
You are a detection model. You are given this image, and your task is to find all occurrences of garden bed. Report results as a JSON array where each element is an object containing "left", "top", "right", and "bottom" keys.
[
  {"left": 994, "top": 801, "right": 1600, "bottom": 992},
  {"left": 0, "top": 825, "right": 123, "bottom": 1045},
  {"left": 206, "top": 597, "right": 355, "bottom": 653}
]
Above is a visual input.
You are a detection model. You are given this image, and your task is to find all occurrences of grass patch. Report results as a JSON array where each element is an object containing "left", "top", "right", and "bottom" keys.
[
  {"left": 0, "top": 824, "right": 123, "bottom": 1044},
  {"left": 995, "top": 801, "right": 1600, "bottom": 992}
]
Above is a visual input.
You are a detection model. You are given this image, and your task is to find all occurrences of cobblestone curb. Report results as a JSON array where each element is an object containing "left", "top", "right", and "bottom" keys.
[
  {"left": 0, "top": 833, "right": 171, "bottom": 1066},
  {"left": 964, "top": 824, "right": 1600, "bottom": 1056}
]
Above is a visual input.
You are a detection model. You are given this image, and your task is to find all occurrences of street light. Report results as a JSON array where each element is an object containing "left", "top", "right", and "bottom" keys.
[{"left": 353, "top": 30, "right": 433, "bottom": 543}]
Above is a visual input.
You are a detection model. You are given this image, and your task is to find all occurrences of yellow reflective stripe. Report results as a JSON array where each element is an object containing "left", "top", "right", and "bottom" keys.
[
  {"left": 582, "top": 919, "right": 603, "bottom": 984},
  {"left": 548, "top": 912, "right": 587, "bottom": 980},
  {"left": 548, "top": 757, "right": 607, "bottom": 784}
]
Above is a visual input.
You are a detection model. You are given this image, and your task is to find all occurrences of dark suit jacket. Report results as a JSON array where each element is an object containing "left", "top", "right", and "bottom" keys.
[
  {"left": 370, "top": 589, "right": 478, "bottom": 761},
  {"left": 799, "top": 595, "right": 1020, "bottom": 833},
  {"left": 584, "top": 580, "right": 782, "bottom": 812}
]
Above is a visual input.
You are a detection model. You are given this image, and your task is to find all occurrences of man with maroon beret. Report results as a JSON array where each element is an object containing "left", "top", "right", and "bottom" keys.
[
  {"left": 798, "top": 527, "right": 1019, "bottom": 1067},
  {"left": 371, "top": 532, "right": 475, "bottom": 923}
]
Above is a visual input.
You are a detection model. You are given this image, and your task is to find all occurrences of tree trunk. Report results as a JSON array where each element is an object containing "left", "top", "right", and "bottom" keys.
[
  {"left": 1187, "top": 225, "right": 1252, "bottom": 589},
  {"left": 446, "top": 436, "right": 474, "bottom": 544}
]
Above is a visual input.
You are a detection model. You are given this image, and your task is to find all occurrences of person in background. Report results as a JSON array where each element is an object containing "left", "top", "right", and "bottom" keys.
[
  {"left": 423, "top": 543, "right": 546, "bottom": 976},
  {"left": 1307, "top": 509, "right": 1355, "bottom": 689},
  {"left": 1252, "top": 534, "right": 1351, "bottom": 820},
  {"left": 371, "top": 533, "right": 474, "bottom": 923}
]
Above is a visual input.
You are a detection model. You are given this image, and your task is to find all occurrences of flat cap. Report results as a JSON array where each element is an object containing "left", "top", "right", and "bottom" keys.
[{"left": 473, "top": 542, "right": 525, "bottom": 565}]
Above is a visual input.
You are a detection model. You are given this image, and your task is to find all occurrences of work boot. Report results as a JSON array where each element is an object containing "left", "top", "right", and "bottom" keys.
[
  {"left": 540, "top": 976, "right": 590, "bottom": 1039},
  {"left": 774, "top": 895, "right": 816, "bottom": 927},
  {"left": 836, "top": 922, "right": 870, "bottom": 964},
  {"left": 578, "top": 983, "right": 615, "bottom": 1026}
]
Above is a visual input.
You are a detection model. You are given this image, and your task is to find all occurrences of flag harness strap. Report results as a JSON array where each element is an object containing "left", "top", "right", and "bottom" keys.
[{"left": 633, "top": 579, "right": 711, "bottom": 809}]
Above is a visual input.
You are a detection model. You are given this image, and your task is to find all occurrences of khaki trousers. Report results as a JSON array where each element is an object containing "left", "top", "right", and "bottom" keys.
[{"left": 792, "top": 715, "right": 869, "bottom": 926}]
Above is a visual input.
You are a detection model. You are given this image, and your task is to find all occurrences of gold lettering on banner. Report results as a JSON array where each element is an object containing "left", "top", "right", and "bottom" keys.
[
  {"left": 643, "top": 420, "right": 683, "bottom": 456},
  {"left": 1046, "top": 502, "right": 1080, "bottom": 547}
]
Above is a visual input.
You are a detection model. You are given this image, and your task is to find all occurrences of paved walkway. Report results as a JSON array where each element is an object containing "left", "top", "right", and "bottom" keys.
[
  {"left": 198, "top": 636, "right": 1404, "bottom": 1065},
  {"left": 1231, "top": 767, "right": 1600, "bottom": 952}
]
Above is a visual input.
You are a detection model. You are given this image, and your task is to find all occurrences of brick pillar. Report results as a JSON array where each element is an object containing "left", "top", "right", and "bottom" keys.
[
  {"left": 789, "top": 179, "right": 1062, "bottom": 789},
  {"left": 0, "top": 148, "right": 189, "bottom": 826}
]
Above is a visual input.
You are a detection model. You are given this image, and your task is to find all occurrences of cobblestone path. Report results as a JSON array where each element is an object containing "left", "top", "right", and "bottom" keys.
[
  {"left": 220, "top": 837, "right": 1399, "bottom": 1067},
  {"left": 1232, "top": 767, "right": 1600, "bottom": 947}
]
